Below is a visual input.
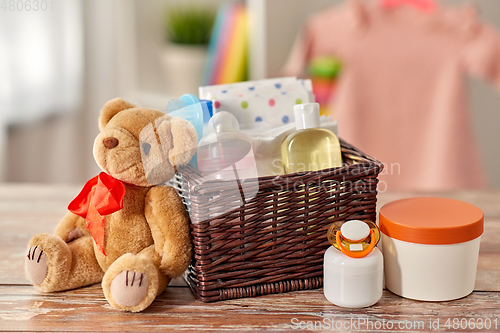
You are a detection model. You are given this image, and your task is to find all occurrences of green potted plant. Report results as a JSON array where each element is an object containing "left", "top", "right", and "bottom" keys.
[{"left": 160, "top": 6, "right": 216, "bottom": 96}]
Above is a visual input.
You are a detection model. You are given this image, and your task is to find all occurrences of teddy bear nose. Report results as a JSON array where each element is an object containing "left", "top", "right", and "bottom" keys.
[{"left": 103, "top": 137, "right": 119, "bottom": 149}]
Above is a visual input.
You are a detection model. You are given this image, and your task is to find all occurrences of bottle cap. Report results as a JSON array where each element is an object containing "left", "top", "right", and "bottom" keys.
[{"left": 293, "top": 103, "right": 321, "bottom": 130}]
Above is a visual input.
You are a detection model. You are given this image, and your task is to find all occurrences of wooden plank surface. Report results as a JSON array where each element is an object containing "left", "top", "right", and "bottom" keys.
[
  {"left": 0, "top": 184, "right": 73, "bottom": 286},
  {"left": 1, "top": 286, "right": 500, "bottom": 332},
  {"left": 0, "top": 184, "right": 499, "bottom": 332}
]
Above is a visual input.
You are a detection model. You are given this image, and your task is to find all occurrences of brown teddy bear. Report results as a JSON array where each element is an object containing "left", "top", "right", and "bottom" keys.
[{"left": 24, "top": 98, "right": 197, "bottom": 312}]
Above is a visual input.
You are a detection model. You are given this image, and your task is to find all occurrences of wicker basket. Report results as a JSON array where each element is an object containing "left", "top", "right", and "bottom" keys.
[{"left": 169, "top": 139, "right": 383, "bottom": 302}]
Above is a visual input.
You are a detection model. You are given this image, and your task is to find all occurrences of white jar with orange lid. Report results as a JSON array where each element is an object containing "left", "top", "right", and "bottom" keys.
[{"left": 379, "top": 197, "right": 484, "bottom": 301}]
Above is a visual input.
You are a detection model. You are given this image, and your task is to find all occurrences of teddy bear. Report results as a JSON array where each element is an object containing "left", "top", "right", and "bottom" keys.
[{"left": 24, "top": 98, "right": 198, "bottom": 312}]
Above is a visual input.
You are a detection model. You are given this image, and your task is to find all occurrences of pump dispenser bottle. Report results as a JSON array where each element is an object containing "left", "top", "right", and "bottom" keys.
[{"left": 281, "top": 103, "right": 342, "bottom": 174}]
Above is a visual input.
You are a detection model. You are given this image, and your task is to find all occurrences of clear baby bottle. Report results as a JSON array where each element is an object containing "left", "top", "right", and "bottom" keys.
[{"left": 197, "top": 111, "right": 257, "bottom": 181}]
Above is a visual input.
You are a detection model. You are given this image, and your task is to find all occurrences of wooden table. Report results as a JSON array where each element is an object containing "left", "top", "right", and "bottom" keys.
[{"left": 1, "top": 185, "right": 499, "bottom": 332}]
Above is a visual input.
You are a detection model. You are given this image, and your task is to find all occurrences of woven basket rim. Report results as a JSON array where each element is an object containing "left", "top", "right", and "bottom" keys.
[
  {"left": 171, "top": 138, "right": 383, "bottom": 225},
  {"left": 177, "top": 138, "right": 383, "bottom": 188}
]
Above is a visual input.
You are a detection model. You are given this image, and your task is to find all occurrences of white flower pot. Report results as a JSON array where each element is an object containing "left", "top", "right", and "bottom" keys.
[{"left": 159, "top": 43, "right": 208, "bottom": 97}]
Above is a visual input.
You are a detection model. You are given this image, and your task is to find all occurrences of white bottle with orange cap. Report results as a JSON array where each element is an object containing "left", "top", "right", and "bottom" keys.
[{"left": 323, "top": 220, "right": 383, "bottom": 308}]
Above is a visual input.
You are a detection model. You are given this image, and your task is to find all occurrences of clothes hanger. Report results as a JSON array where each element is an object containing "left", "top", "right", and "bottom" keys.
[{"left": 380, "top": 0, "right": 436, "bottom": 13}]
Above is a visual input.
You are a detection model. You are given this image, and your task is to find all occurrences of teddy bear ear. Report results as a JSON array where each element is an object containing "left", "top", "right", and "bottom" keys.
[
  {"left": 99, "top": 98, "right": 136, "bottom": 131},
  {"left": 168, "top": 117, "right": 198, "bottom": 167}
]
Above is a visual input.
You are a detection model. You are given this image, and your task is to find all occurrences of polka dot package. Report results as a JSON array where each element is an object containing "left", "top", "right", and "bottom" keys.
[{"left": 199, "top": 77, "right": 315, "bottom": 129}]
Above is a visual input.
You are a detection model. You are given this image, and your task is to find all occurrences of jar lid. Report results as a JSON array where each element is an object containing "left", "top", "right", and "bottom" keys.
[{"left": 379, "top": 197, "right": 483, "bottom": 245}]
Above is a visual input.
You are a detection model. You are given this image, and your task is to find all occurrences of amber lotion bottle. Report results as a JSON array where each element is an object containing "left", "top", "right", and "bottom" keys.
[{"left": 281, "top": 103, "right": 342, "bottom": 174}]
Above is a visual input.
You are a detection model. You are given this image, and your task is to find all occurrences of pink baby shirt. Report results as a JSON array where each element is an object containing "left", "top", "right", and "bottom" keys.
[{"left": 284, "top": 0, "right": 500, "bottom": 191}]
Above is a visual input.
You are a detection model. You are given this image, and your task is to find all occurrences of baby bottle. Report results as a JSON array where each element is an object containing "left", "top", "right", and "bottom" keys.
[
  {"left": 323, "top": 220, "right": 383, "bottom": 308},
  {"left": 197, "top": 111, "right": 257, "bottom": 180}
]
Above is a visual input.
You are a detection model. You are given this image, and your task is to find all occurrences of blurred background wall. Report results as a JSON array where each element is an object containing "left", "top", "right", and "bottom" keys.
[{"left": 2, "top": 0, "right": 500, "bottom": 188}]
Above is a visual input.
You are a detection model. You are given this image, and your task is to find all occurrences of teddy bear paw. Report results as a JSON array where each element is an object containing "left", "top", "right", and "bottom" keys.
[
  {"left": 25, "top": 246, "right": 48, "bottom": 285},
  {"left": 102, "top": 253, "right": 160, "bottom": 312},
  {"left": 110, "top": 270, "right": 149, "bottom": 307}
]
